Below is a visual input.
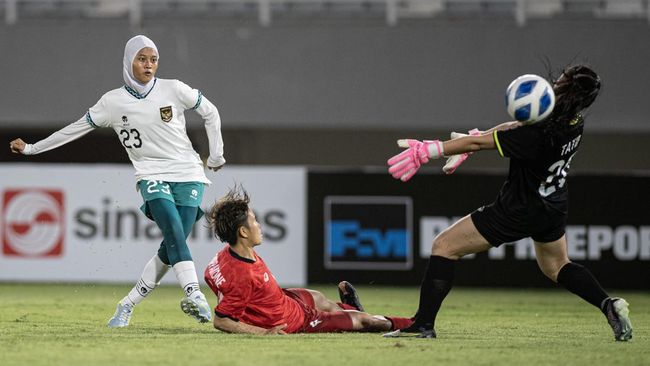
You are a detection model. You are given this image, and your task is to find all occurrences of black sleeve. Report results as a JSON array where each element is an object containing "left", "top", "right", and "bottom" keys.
[{"left": 494, "top": 125, "right": 544, "bottom": 160}]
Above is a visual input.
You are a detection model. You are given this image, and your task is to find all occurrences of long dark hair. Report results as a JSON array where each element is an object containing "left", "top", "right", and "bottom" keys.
[{"left": 542, "top": 64, "right": 601, "bottom": 131}]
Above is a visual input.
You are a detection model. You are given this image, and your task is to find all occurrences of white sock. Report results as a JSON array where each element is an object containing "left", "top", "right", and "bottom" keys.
[
  {"left": 121, "top": 255, "right": 170, "bottom": 306},
  {"left": 172, "top": 261, "right": 204, "bottom": 300}
]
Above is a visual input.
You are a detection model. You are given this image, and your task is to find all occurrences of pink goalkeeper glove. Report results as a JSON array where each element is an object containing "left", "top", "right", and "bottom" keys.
[
  {"left": 442, "top": 128, "right": 481, "bottom": 175},
  {"left": 387, "top": 139, "right": 444, "bottom": 182}
]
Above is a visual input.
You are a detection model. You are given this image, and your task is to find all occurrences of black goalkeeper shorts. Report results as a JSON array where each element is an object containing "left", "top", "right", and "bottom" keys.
[{"left": 470, "top": 202, "right": 567, "bottom": 247}]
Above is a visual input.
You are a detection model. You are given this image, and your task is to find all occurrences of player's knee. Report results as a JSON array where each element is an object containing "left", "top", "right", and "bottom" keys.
[
  {"left": 431, "top": 237, "right": 443, "bottom": 256},
  {"left": 359, "top": 314, "right": 373, "bottom": 329},
  {"left": 310, "top": 291, "right": 335, "bottom": 311},
  {"left": 347, "top": 312, "right": 363, "bottom": 330},
  {"left": 539, "top": 267, "right": 558, "bottom": 282},
  {"left": 348, "top": 312, "right": 370, "bottom": 330},
  {"left": 431, "top": 231, "right": 454, "bottom": 257},
  {"left": 359, "top": 314, "right": 389, "bottom": 331},
  {"left": 169, "top": 221, "right": 186, "bottom": 239},
  {"left": 359, "top": 315, "right": 374, "bottom": 328},
  {"left": 537, "top": 261, "right": 566, "bottom": 282},
  {"left": 158, "top": 220, "right": 185, "bottom": 244},
  {"left": 213, "top": 316, "right": 224, "bottom": 331}
]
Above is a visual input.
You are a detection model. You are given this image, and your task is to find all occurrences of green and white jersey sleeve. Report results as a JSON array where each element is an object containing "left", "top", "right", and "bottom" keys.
[
  {"left": 22, "top": 117, "right": 94, "bottom": 155},
  {"left": 86, "top": 94, "right": 112, "bottom": 128},
  {"left": 176, "top": 80, "right": 225, "bottom": 168}
]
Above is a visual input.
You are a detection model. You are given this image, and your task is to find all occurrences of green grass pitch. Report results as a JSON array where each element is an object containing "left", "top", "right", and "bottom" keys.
[{"left": 0, "top": 283, "right": 648, "bottom": 366}]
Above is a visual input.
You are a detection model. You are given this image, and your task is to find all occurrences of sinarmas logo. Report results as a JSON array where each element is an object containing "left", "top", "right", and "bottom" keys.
[{"left": 2, "top": 189, "right": 64, "bottom": 257}]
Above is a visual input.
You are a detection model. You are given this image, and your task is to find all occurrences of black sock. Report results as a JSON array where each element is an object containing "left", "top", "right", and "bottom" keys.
[
  {"left": 413, "top": 255, "right": 456, "bottom": 328},
  {"left": 556, "top": 262, "right": 609, "bottom": 312}
]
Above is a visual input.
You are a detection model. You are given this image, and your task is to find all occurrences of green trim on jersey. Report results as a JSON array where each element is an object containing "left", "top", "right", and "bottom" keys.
[
  {"left": 191, "top": 91, "right": 203, "bottom": 110},
  {"left": 124, "top": 78, "right": 157, "bottom": 100},
  {"left": 494, "top": 130, "right": 504, "bottom": 157},
  {"left": 85, "top": 111, "right": 98, "bottom": 128}
]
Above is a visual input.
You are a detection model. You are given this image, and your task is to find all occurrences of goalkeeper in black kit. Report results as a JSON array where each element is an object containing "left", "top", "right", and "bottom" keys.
[{"left": 384, "top": 64, "right": 632, "bottom": 341}]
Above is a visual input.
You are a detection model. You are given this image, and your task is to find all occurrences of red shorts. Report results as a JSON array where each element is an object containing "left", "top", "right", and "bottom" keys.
[{"left": 283, "top": 288, "right": 354, "bottom": 333}]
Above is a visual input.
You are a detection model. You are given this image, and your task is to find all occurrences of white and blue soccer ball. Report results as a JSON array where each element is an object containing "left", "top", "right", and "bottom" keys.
[{"left": 505, "top": 74, "right": 555, "bottom": 124}]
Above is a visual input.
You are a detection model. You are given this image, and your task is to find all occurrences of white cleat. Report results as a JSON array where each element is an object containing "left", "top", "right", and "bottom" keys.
[
  {"left": 180, "top": 295, "right": 212, "bottom": 323},
  {"left": 107, "top": 302, "right": 134, "bottom": 328},
  {"left": 604, "top": 297, "right": 633, "bottom": 341}
]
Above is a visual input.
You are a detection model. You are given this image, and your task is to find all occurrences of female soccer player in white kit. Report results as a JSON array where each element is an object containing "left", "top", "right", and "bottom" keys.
[{"left": 9, "top": 35, "right": 224, "bottom": 327}]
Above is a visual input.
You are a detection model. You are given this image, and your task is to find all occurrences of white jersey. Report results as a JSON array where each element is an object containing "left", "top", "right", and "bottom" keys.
[{"left": 24, "top": 78, "right": 225, "bottom": 184}]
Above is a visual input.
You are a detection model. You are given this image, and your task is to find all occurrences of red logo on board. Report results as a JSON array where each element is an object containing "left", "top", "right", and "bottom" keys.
[{"left": 2, "top": 189, "right": 65, "bottom": 257}]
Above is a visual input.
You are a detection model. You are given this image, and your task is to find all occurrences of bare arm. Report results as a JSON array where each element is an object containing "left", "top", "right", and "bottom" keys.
[
  {"left": 213, "top": 315, "right": 287, "bottom": 335},
  {"left": 442, "top": 134, "right": 494, "bottom": 155},
  {"left": 482, "top": 120, "right": 522, "bottom": 134},
  {"left": 442, "top": 121, "right": 522, "bottom": 155}
]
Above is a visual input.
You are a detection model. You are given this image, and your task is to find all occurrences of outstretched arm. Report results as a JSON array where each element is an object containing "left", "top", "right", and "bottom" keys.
[
  {"left": 213, "top": 315, "right": 287, "bottom": 335},
  {"left": 387, "top": 120, "right": 523, "bottom": 181},
  {"left": 442, "top": 121, "right": 522, "bottom": 155},
  {"left": 482, "top": 120, "right": 522, "bottom": 135},
  {"left": 441, "top": 132, "right": 495, "bottom": 155},
  {"left": 9, "top": 117, "right": 94, "bottom": 155}
]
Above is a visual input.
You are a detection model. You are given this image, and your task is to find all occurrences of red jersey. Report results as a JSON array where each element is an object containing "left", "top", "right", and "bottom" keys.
[{"left": 204, "top": 246, "right": 306, "bottom": 333}]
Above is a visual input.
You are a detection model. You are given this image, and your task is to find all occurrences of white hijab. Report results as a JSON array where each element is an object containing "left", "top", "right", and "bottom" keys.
[{"left": 123, "top": 35, "right": 159, "bottom": 95}]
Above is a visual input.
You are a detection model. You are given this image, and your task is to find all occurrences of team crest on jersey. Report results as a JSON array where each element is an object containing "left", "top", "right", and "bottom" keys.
[{"left": 159, "top": 106, "right": 173, "bottom": 123}]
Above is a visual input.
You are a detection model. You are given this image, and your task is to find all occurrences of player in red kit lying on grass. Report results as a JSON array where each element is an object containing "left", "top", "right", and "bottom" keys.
[{"left": 204, "top": 186, "right": 413, "bottom": 335}]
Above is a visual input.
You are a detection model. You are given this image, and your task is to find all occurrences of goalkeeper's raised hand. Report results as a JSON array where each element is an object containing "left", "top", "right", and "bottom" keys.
[{"left": 387, "top": 139, "right": 444, "bottom": 182}]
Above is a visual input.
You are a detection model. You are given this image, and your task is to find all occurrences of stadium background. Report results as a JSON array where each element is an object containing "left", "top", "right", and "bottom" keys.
[{"left": 1, "top": 1, "right": 649, "bottom": 290}]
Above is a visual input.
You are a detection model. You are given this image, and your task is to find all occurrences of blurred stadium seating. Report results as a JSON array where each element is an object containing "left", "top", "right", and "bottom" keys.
[
  {"left": 1, "top": 0, "right": 649, "bottom": 171},
  {"left": 1, "top": 0, "right": 648, "bottom": 26}
]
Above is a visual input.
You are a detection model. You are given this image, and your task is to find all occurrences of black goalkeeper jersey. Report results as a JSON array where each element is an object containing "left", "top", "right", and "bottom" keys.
[{"left": 492, "top": 116, "right": 584, "bottom": 216}]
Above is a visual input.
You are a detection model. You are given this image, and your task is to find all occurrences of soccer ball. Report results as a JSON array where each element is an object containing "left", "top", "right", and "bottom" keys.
[{"left": 505, "top": 74, "right": 555, "bottom": 124}]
